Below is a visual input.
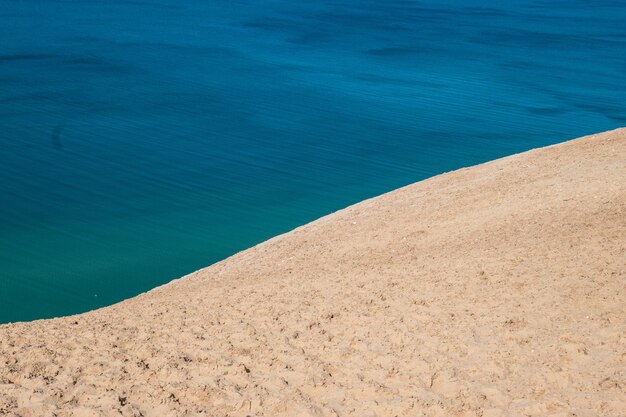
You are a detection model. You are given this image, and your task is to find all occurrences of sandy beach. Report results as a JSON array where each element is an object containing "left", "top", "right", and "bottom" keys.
[{"left": 1, "top": 128, "right": 624, "bottom": 416}]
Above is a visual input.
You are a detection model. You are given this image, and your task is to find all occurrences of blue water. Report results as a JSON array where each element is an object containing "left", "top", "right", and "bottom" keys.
[{"left": 1, "top": 0, "right": 624, "bottom": 323}]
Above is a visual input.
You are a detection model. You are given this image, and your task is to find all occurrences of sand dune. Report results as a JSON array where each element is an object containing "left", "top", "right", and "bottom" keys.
[{"left": 1, "top": 129, "right": 625, "bottom": 417}]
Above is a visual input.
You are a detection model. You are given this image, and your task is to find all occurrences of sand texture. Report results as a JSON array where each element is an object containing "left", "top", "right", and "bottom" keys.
[{"left": 1, "top": 128, "right": 625, "bottom": 417}]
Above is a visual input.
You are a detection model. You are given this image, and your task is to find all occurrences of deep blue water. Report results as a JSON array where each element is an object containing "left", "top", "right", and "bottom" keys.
[{"left": 1, "top": 0, "right": 624, "bottom": 323}]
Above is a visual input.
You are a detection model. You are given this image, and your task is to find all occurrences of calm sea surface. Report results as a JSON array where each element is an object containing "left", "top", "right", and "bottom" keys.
[{"left": 1, "top": 0, "right": 624, "bottom": 323}]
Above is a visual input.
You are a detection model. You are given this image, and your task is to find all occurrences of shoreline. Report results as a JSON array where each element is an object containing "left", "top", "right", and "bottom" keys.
[{"left": 1, "top": 128, "right": 624, "bottom": 416}]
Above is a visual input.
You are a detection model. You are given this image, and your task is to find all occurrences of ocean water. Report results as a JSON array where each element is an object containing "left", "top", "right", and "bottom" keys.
[{"left": 1, "top": 0, "right": 624, "bottom": 323}]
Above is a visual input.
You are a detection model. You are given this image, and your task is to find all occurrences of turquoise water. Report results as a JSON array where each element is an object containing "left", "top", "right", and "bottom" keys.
[{"left": 1, "top": 0, "right": 624, "bottom": 323}]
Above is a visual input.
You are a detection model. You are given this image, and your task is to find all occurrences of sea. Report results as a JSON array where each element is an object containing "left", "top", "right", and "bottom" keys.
[{"left": 1, "top": 0, "right": 624, "bottom": 323}]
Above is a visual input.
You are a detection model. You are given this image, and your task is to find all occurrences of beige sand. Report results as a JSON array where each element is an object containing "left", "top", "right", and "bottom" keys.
[{"left": 1, "top": 129, "right": 625, "bottom": 417}]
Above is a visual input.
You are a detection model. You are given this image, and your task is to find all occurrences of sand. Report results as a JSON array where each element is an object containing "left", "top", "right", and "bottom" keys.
[{"left": 1, "top": 128, "right": 625, "bottom": 417}]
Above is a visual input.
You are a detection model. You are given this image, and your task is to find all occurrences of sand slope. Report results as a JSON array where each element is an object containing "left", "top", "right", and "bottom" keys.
[{"left": 1, "top": 129, "right": 625, "bottom": 417}]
